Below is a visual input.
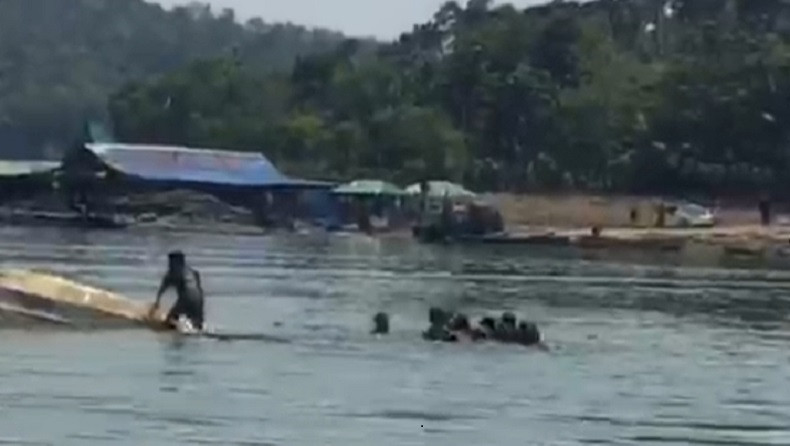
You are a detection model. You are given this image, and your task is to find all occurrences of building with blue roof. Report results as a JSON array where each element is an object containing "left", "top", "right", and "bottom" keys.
[
  {"left": 60, "top": 140, "right": 335, "bottom": 227},
  {"left": 63, "top": 142, "right": 328, "bottom": 190}
]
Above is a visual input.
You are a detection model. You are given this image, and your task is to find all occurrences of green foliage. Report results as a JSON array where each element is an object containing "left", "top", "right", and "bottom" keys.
[
  {"left": 109, "top": 0, "right": 790, "bottom": 194},
  {"left": 0, "top": 0, "right": 346, "bottom": 157}
]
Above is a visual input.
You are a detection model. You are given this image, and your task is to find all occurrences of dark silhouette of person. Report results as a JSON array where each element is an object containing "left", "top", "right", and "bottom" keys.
[
  {"left": 152, "top": 251, "right": 205, "bottom": 331},
  {"left": 372, "top": 312, "right": 390, "bottom": 335}
]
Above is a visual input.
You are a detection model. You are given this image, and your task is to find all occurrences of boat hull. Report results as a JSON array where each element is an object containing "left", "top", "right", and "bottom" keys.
[{"left": 0, "top": 269, "right": 167, "bottom": 329}]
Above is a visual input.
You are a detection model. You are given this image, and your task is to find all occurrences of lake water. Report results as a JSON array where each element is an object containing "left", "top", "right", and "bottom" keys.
[{"left": 0, "top": 226, "right": 789, "bottom": 445}]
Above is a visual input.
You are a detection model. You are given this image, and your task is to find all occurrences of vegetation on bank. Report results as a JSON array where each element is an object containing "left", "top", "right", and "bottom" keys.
[
  {"left": 3, "top": 0, "right": 789, "bottom": 197},
  {"left": 0, "top": 0, "right": 348, "bottom": 156},
  {"left": 107, "top": 0, "right": 790, "bottom": 196}
]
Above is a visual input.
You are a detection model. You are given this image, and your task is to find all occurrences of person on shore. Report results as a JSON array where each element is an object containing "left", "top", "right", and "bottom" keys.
[
  {"left": 654, "top": 201, "right": 666, "bottom": 228},
  {"left": 356, "top": 201, "right": 373, "bottom": 235},
  {"left": 440, "top": 192, "right": 455, "bottom": 240},
  {"left": 758, "top": 194, "right": 771, "bottom": 226},
  {"left": 151, "top": 250, "right": 205, "bottom": 331},
  {"left": 419, "top": 180, "right": 429, "bottom": 220}
]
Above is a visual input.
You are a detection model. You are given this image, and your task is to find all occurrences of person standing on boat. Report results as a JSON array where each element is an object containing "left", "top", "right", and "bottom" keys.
[{"left": 151, "top": 250, "right": 205, "bottom": 331}]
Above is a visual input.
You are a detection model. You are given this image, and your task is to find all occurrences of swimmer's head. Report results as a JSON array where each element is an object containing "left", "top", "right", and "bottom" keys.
[
  {"left": 429, "top": 307, "right": 447, "bottom": 325},
  {"left": 502, "top": 312, "right": 517, "bottom": 326},
  {"left": 480, "top": 317, "right": 496, "bottom": 331},
  {"left": 372, "top": 312, "right": 390, "bottom": 335},
  {"left": 168, "top": 250, "right": 186, "bottom": 269}
]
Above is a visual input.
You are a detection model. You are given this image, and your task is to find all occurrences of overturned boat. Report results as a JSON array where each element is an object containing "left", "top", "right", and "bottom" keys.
[
  {"left": 0, "top": 269, "right": 291, "bottom": 343},
  {"left": 0, "top": 269, "right": 167, "bottom": 329}
]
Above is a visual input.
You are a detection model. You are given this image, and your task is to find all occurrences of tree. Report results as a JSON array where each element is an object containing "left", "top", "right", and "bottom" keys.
[
  {"left": 108, "top": 0, "right": 790, "bottom": 194},
  {"left": 0, "top": 0, "right": 349, "bottom": 158}
]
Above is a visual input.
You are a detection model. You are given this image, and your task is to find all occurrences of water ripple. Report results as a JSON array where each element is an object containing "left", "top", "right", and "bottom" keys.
[{"left": 0, "top": 228, "right": 788, "bottom": 445}]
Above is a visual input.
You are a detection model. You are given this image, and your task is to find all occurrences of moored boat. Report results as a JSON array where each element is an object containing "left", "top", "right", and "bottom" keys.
[{"left": 576, "top": 234, "right": 686, "bottom": 251}]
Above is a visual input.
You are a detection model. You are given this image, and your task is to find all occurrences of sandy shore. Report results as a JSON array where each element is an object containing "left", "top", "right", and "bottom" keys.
[
  {"left": 487, "top": 193, "right": 770, "bottom": 229},
  {"left": 126, "top": 193, "right": 790, "bottom": 250},
  {"left": 479, "top": 193, "right": 790, "bottom": 258}
]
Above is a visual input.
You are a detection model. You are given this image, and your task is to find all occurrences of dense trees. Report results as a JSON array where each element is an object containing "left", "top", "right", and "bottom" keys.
[
  {"left": 20, "top": 0, "right": 790, "bottom": 195},
  {"left": 0, "top": 0, "right": 346, "bottom": 158}
]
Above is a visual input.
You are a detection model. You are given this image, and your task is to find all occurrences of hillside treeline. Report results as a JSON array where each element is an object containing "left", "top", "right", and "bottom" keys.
[
  {"left": 0, "top": 0, "right": 346, "bottom": 156},
  {"left": 111, "top": 0, "right": 790, "bottom": 195}
]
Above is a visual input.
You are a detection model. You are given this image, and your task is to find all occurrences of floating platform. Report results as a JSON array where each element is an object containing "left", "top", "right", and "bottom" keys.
[
  {"left": 722, "top": 244, "right": 766, "bottom": 257},
  {"left": 575, "top": 235, "right": 686, "bottom": 251},
  {"left": 457, "top": 233, "right": 572, "bottom": 246}
]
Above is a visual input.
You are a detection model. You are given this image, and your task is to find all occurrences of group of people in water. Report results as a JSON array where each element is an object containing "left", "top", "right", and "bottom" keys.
[
  {"left": 372, "top": 308, "right": 544, "bottom": 348},
  {"left": 151, "top": 250, "right": 544, "bottom": 348}
]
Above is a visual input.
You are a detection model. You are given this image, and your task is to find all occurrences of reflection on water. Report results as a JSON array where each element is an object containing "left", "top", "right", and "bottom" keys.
[{"left": 0, "top": 227, "right": 789, "bottom": 445}]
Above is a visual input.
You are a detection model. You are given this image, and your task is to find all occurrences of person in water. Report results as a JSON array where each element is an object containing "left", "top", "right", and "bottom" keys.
[
  {"left": 517, "top": 321, "right": 541, "bottom": 346},
  {"left": 151, "top": 251, "right": 205, "bottom": 331},
  {"left": 472, "top": 317, "right": 497, "bottom": 340},
  {"left": 372, "top": 312, "right": 390, "bottom": 335},
  {"left": 444, "top": 313, "right": 474, "bottom": 342},
  {"left": 495, "top": 312, "right": 518, "bottom": 342},
  {"left": 422, "top": 307, "right": 455, "bottom": 341}
]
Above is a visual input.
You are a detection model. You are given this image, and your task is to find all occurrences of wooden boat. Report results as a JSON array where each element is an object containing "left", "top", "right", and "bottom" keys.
[
  {"left": 457, "top": 233, "right": 571, "bottom": 246},
  {"left": 0, "top": 269, "right": 167, "bottom": 330},
  {"left": 0, "top": 269, "right": 290, "bottom": 342},
  {"left": 576, "top": 234, "right": 686, "bottom": 251},
  {"left": 723, "top": 243, "right": 765, "bottom": 257}
]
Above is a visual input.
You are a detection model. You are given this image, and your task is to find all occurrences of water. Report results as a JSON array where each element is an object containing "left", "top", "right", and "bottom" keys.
[{"left": 0, "top": 226, "right": 789, "bottom": 445}]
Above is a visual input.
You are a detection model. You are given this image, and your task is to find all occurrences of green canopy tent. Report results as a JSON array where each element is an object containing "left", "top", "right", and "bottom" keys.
[
  {"left": 333, "top": 180, "right": 405, "bottom": 197},
  {"left": 332, "top": 180, "right": 407, "bottom": 231}
]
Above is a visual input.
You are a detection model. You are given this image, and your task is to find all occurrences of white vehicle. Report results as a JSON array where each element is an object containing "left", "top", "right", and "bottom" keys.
[{"left": 667, "top": 202, "right": 716, "bottom": 228}]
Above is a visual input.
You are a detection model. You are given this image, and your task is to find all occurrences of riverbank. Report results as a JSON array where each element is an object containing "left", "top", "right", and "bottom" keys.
[
  {"left": 453, "top": 193, "right": 790, "bottom": 267},
  {"left": 488, "top": 193, "right": 770, "bottom": 229},
  {"left": 4, "top": 190, "right": 790, "bottom": 260},
  {"left": 483, "top": 192, "right": 787, "bottom": 244},
  {"left": 501, "top": 225, "right": 790, "bottom": 245}
]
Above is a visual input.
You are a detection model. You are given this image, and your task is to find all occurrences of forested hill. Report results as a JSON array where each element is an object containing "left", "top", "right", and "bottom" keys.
[
  {"left": 0, "top": 0, "right": 348, "bottom": 158},
  {"left": 112, "top": 0, "right": 790, "bottom": 195}
]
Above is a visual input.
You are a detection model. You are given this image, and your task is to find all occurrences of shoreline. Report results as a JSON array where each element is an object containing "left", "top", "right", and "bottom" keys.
[
  {"left": 505, "top": 224, "right": 790, "bottom": 245},
  {"left": 487, "top": 192, "right": 774, "bottom": 228},
  {"left": 3, "top": 191, "right": 790, "bottom": 263},
  {"left": 2, "top": 217, "right": 790, "bottom": 271},
  {"left": 486, "top": 192, "right": 790, "bottom": 255}
]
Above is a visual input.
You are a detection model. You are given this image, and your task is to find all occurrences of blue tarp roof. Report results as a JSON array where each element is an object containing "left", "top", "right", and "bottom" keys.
[{"left": 84, "top": 143, "right": 330, "bottom": 188}]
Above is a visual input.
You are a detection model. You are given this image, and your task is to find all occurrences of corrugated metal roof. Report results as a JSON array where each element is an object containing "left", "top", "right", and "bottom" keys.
[
  {"left": 84, "top": 143, "right": 328, "bottom": 188},
  {"left": 0, "top": 160, "right": 59, "bottom": 177}
]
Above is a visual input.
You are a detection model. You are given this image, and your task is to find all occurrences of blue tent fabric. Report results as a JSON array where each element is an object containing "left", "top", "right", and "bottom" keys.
[{"left": 84, "top": 143, "right": 329, "bottom": 188}]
